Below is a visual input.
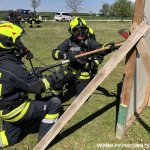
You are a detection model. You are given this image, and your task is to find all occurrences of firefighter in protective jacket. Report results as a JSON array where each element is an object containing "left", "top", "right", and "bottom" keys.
[
  {"left": 52, "top": 17, "right": 115, "bottom": 96},
  {"left": 0, "top": 22, "right": 62, "bottom": 147}
]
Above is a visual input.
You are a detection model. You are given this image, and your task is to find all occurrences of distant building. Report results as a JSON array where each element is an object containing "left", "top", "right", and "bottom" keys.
[{"left": 96, "top": 13, "right": 104, "bottom": 17}]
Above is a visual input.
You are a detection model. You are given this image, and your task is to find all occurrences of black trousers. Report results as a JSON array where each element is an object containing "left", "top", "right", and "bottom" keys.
[
  {"left": 2, "top": 96, "right": 61, "bottom": 146},
  {"left": 75, "top": 79, "right": 90, "bottom": 96}
]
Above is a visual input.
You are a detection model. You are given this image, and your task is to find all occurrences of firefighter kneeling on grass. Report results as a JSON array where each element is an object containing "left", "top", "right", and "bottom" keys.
[
  {"left": 52, "top": 17, "right": 116, "bottom": 97},
  {"left": 0, "top": 22, "right": 63, "bottom": 147}
]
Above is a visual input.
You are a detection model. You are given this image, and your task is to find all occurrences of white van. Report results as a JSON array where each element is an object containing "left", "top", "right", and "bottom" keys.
[{"left": 54, "top": 12, "right": 73, "bottom": 22}]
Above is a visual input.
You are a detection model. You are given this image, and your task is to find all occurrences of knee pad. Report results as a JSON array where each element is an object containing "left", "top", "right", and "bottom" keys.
[{"left": 46, "top": 97, "right": 61, "bottom": 114}]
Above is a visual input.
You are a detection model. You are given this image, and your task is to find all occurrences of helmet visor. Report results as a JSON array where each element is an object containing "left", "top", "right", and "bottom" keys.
[
  {"left": 73, "top": 26, "right": 88, "bottom": 39},
  {"left": 0, "top": 34, "right": 14, "bottom": 49}
]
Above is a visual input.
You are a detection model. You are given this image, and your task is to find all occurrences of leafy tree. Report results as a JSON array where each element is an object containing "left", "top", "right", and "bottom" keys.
[
  {"left": 100, "top": 3, "right": 110, "bottom": 17},
  {"left": 65, "top": 0, "right": 84, "bottom": 13},
  {"left": 31, "top": 0, "right": 41, "bottom": 13},
  {"left": 111, "top": 0, "right": 134, "bottom": 20}
]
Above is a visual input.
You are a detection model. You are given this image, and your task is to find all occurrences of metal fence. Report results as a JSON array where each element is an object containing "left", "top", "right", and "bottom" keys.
[{"left": 42, "top": 18, "right": 132, "bottom": 23}]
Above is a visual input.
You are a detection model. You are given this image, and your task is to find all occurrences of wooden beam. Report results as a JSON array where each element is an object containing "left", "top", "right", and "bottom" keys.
[
  {"left": 148, "top": 96, "right": 150, "bottom": 107},
  {"left": 130, "top": 23, "right": 150, "bottom": 79},
  {"left": 136, "top": 38, "right": 150, "bottom": 79},
  {"left": 125, "top": 101, "right": 148, "bottom": 132},
  {"left": 133, "top": 0, "right": 146, "bottom": 23},
  {"left": 119, "top": 0, "right": 146, "bottom": 108},
  {"left": 116, "top": 0, "right": 146, "bottom": 139},
  {"left": 147, "top": 81, "right": 150, "bottom": 107},
  {"left": 125, "top": 80, "right": 150, "bottom": 131},
  {"left": 33, "top": 22, "right": 149, "bottom": 150}
]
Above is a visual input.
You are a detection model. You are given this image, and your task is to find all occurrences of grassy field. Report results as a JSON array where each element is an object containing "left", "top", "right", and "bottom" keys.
[{"left": 2, "top": 21, "right": 150, "bottom": 150}]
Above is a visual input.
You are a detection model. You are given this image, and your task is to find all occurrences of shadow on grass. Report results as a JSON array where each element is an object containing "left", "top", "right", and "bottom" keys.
[
  {"left": 135, "top": 113, "right": 150, "bottom": 133},
  {"left": 48, "top": 101, "right": 117, "bottom": 148},
  {"left": 95, "top": 86, "right": 117, "bottom": 97},
  {"left": 17, "top": 81, "right": 123, "bottom": 148},
  {"left": 46, "top": 81, "right": 123, "bottom": 148}
]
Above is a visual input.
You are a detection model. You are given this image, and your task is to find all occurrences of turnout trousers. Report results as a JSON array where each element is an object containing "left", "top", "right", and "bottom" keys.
[{"left": 0, "top": 96, "right": 61, "bottom": 147}]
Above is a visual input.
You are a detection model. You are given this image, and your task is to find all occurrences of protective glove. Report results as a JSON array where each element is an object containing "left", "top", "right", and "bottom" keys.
[
  {"left": 46, "top": 70, "right": 66, "bottom": 89},
  {"left": 108, "top": 42, "right": 116, "bottom": 52},
  {"left": 63, "top": 52, "right": 76, "bottom": 62},
  {"left": 46, "top": 74, "right": 59, "bottom": 88},
  {"left": 26, "top": 51, "right": 33, "bottom": 60}
]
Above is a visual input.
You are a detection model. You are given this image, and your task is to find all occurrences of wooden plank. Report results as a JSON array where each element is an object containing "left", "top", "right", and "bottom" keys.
[
  {"left": 133, "top": 0, "right": 146, "bottom": 23},
  {"left": 148, "top": 96, "right": 150, "bottom": 106},
  {"left": 125, "top": 101, "right": 147, "bottom": 132},
  {"left": 76, "top": 42, "right": 123, "bottom": 58},
  {"left": 125, "top": 79, "right": 150, "bottom": 131},
  {"left": 116, "top": 0, "right": 146, "bottom": 139},
  {"left": 33, "top": 22, "right": 149, "bottom": 150},
  {"left": 136, "top": 38, "right": 150, "bottom": 79},
  {"left": 130, "top": 23, "right": 150, "bottom": 79},
  {"left": 147, "top": 81, "right": 150, "bottom": 107}
]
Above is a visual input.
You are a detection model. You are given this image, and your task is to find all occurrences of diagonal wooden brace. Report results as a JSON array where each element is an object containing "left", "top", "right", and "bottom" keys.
[
  {"left": 130, "top": 23, "right": 150, "bottom": 79},
  {"left": 33, "top": 22, "right": 149, "bottom": 150}
]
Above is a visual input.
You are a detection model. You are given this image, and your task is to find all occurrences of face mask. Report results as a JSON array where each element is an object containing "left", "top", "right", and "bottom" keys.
[{"left": 73, "top": 27, "right": 88, "bottom": 40}]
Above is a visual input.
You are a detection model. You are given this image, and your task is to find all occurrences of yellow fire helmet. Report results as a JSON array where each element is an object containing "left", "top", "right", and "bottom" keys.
[
  {"left": 69, "top": 17, "right": 87, "bottom": 34},
  {"left": 88, "top": 27, "right": 94, "bottom": 35},
  {"left": 0, "top": 22, "right": 24, "bottom": 50}
]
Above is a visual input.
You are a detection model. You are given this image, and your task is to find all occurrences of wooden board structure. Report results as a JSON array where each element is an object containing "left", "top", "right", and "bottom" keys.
[
  {"left": 34, "top": 21, "right": 149, "bottom": 150},
  {"left": 116, "top": 0, "right": 150, "bottom": 139}
]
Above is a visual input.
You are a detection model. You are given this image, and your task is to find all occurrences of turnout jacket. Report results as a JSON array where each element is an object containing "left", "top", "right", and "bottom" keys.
[
  {"left": 52, "top": 36, "right": 104, "bottom": 73},
  {"left": 0, "top": 53, "right": 50, "bottom": 110}
]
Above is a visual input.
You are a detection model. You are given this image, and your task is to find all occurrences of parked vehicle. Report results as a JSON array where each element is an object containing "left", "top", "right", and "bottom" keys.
[
  {"left": 16, "top": 9, "right": 31, "bottom": 21},
  {"left": 54, "top": 12, "right": 73, "bottom": 22}
]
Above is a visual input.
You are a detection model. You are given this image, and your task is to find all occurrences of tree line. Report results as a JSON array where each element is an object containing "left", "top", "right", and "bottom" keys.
[
  {"left": 100, "top": 0, "right": 135, "bottom": 20},
  {"left": 32, "top": 0, "right": 135, "bottom": 20},
  {"left": 0, "top": 0, "right": 135, "bottom": 20}
]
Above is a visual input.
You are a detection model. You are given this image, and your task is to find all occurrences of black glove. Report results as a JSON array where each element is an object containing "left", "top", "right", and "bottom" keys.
[
  {"left": 63, "top": 52, "right": 76, "bottom": 62},
  {"left": 46, "top": 70, "right": 66, "bottom": 88},
  {"left": 26, "top": 52, "right": 33, "bottom": 60},
  {"left": 46, "top": 74, "right": 58, "bottom": 88},
  {"left": 108, "top": 42, "right": 116, "bottom": 52}
]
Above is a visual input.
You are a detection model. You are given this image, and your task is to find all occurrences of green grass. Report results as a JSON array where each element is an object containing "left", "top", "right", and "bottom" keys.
[{"left": 2, "top": 21, "right": 150, "bottom": 150}]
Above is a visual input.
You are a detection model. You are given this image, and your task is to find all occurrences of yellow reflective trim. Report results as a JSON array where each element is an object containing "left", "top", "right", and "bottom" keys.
[
  {"left": 42, "top": 78, "right": 50, "bottom": 90},
  {"left": 2, "top": 101, "right": 28, "bottom": 119},
  {"left": 52, "top": 89, "right": 63, "bottom": 95},
  {"left": 45, "top": 113, "right": 59, "bottom": 119},
  {"left": 85, "top": 63, "right": 89, "bottom": 69},
  {"left": 72, "top": 71, "right": 77, "bottom": 74},
  {"left": 0, "top": 73, "right": 2, "bottom": 97},
  {"left": 78, "top": 72, "right": 90, "bottom": 79},
  {"left": 0, "top": 131, "right": 9, "bottom": 147},
  {"left": 4, "top": 102, "right": 30, "bottom": 122},
  {"left": 0, "top": 84, "right": 2, "bottom": 97},
  {"left": 94, "top": 60, "right": 99, "bottom": 65},
  {"left": 0, "top": 111, "right": 2, "bottom": 116},
  {"left": 64, "top": 71, "right": 67, "bottom": 75},
  {"left": 79, "top": 76, "right": 90, "bottom": 79},
  {"left": 54, "top": 50, "right": 60, "bottom": 59},
  {"left": 81, "top": 72, "right": 90, "bottom": 76},
  {"left": 102, "top": 43, "right": 107, "bottom": 48}
]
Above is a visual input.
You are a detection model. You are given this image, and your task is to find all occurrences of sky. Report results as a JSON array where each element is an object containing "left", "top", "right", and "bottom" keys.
[{"left": 0, "top": 0, "right": 135, "bottom": 13}]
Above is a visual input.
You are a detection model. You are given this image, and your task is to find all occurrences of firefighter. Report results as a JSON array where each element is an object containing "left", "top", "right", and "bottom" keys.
[
  {"left": 0, "top": 22, "right": 63, "bottom": 147},
  {"left": 7, "top": 10, "right": 22, "bottom": 26},
  {"left": 52, "top": 17, "right": 115, "bottom": 96},
  {"left": 28, "top": 12, "right": 34, "bottom": 28},
  {"left": 34, "top": 14, "right": 42, "bottom": 28}
]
